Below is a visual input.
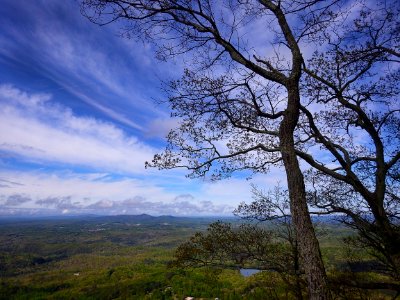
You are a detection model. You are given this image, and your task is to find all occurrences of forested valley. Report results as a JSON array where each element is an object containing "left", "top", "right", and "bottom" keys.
[{"left": 1, "top": 213, "right": 398, "bottom": 299}]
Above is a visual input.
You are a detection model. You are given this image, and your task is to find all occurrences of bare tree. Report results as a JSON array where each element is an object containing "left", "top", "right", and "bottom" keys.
[
  {"left": 174, "top": 220, "right": 307, "bottom": 299},
  {"left": 175, "top": 185, "right": 306, "bottom": 299},
  {"left": 292, "top": 1, "right": 400, "bottom": 281},
  {"left": 234, "top": 184, "right": 305, "bottom": 299},
  {"left": 81, "top": 1, "right": 338, "bottom": 297},
  {"left": 234, "top": 184, "right": 297, "bottom": 270}
]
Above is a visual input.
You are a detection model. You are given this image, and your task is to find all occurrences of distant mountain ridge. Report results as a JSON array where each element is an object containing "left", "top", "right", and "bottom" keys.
[
  {"left": 0, "top": 213, "right": 347, "bottom": 225},
  {"left": 0, "top": 213, "right": 226, "bottom": 225}
]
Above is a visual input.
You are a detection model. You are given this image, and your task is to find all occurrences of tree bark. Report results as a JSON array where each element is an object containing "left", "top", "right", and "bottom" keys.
[{"left": 280, "top": 84, "right": 331, "bottom": 299}]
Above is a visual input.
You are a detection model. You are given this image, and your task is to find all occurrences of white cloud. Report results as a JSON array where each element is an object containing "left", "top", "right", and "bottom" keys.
[
  {"left": 0, "top": 85, "right": 288, "bottom": 216},
  {"left": 0, "top": 165, "right": 287, "bottom": 216},
  {"left": 0, "top": 84, "right": 156, "bottom": 174},
  {"left": 0, "top": 0, "right": 170, "bottom": 128},
  {"left": 0, "top": 1, "right": 298, "bottom": 217},
  {"left": 0, "top": 170, "right": 171, "bottom": 206},
  {"left": 64, "top": 89, "right": 144, "bottom": 131},
  {"left": 0, "top": 170, "right": 237, "bottom": 216}
]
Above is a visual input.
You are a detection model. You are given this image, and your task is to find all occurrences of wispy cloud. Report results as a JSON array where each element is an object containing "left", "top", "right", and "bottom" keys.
[
  {"left": 0, "top": 0, "right": 170, "bottom": 130},
  {"left": 62, "top": 88, "right": 144, "bottom": 131},
  {"left": 0, "top": 84, "right": 155, "bottom": 174},
  {"left": 0, "top": 0, "right": 290, "bottom": 217},
  {"left": 0, "top": 84, "right": 277, "bottom": 216},
  {"left": 0, "top": 178, "right": 24, "bottom": 188}
]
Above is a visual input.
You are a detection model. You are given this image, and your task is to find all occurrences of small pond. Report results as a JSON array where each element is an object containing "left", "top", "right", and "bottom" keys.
[{"left": 240, "top": 268, "right": 261, "bottom": 277}]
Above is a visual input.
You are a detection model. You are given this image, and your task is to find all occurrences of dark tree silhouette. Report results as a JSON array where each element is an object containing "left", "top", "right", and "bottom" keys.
[
  {"left": 176, "top": 184, "right": 400, "bottom": 298},
  {"left": 174, "top": 221, "right": 306, "bottom": 300},
  {"left": 295, "top": 1, "right": 400, "bottom": 280},
  {"left": 234, "top": 184, "right": 305, "bottom": 299},
  {"left": 81, "top": 1, "right": 335, "bottom": 297},
  {"left": 81, "top": 0, "right": 399, "bottom": 297}
]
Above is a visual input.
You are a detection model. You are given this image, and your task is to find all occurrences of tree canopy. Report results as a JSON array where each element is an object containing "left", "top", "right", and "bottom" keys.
[{"left": 81, "top": 0, "right": 399, "bottom": 297}]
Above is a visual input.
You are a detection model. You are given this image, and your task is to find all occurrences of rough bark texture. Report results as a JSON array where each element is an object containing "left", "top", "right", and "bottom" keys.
[
  {"left": 280, "top": 85, "right": 331, "bottom": 299},
  {"left": 270, "top": 5, "right": 332, "bottom": 296}
]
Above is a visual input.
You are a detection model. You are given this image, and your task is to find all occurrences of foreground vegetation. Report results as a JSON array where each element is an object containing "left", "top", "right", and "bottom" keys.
[{"left": 0, "top": 215, "right": 398, "bottom": 299}]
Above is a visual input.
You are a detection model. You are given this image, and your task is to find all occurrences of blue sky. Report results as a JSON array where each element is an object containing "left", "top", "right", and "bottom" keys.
[{"left": 0, "top": 0, "right": 285, "bottom": 216}]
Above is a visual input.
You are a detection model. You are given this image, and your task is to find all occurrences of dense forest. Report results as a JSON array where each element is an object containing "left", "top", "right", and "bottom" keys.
[
  {"left": 1, "top": 0, "right": 399, "bottom": 299},
  {"left": 0, "top": 215, "right": 397, "bottom": 299}
]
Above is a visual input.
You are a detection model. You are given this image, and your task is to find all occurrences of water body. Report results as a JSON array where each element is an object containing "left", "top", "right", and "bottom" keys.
[{"left": 240, "top": 268, "right": 261, "bottom": 277}]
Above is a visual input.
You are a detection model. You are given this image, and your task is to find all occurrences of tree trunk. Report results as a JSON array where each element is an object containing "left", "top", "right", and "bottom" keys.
[
  {"left": 280, "top": 85, "right": 331, "bottom": 299},
  {"left": 293, "top": 241, "right": 304, "bottom": 300}
]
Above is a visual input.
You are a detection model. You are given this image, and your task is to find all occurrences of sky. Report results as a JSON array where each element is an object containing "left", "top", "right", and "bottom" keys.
[{"left": 0, "top": 0, "right": 286, "bottom": 217}]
